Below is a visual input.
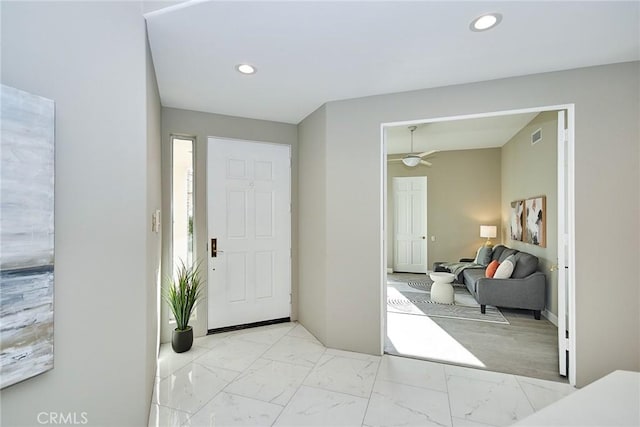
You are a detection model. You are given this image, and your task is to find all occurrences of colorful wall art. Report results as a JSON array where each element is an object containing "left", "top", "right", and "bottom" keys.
[
  {"left": 524, "top": 196, "right": 546, "bottom": 247},
  {"left": 1, "top": 85, "right": 55, "bottom": 389}
]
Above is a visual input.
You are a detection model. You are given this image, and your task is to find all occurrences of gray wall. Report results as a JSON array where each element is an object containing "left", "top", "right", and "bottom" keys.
[
  {"left": 298, "top": 62, "right": 639, "bottom": 386},
  {"left": 297, "top": 106, "right": 328, "bottom": 343},
  {"left": 1, "top": 1, "right": 159, "bottom": 425},
  {"left": 160, "top": 107, "right": 299, "bottom": 342},
  {"left": 502, "top": 112, "right": 559, "bottom": 317},
  {"left": 145, "top": 29, "right": 163, "bottom": 401},
  {"left": 387, "top": 148, "right": 502, "bottom": 269}
]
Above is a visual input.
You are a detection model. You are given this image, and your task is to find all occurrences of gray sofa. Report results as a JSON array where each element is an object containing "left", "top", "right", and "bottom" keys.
[{"left": 441, "top": 245, "right": 546, "bottom": 319}]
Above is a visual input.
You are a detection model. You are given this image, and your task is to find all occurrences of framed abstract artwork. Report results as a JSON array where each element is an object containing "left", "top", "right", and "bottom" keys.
[
  {"left": 509, "top": 200, "right": 524, "bottom": 241},
  {"left": 524, "top": 196, "right": 546, "bottom": 247},
  {"left": 1, "top": 85, "right": 55, "bottom": 389}
]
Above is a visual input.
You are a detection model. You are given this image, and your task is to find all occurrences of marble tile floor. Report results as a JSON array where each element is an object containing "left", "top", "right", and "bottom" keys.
[{"left": 149, "top": 322, "right": 575, "bottom": 427}]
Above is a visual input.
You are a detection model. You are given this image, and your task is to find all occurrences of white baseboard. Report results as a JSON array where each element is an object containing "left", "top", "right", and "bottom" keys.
[
  {"left": 543, "top": 309, "right": 558, "bottom": 326},
  {"left": 386, "top": 268, "right": 394, "bottom": 274}
]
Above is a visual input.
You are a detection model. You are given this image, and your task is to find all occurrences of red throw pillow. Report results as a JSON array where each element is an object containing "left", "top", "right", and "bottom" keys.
[{"left": 486, "top": 260, "right": 500, "bottom": 278}]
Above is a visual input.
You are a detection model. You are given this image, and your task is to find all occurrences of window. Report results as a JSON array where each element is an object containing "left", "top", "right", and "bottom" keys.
[{"left": 171, "top": 136, "right": 194, "bottom": 274}]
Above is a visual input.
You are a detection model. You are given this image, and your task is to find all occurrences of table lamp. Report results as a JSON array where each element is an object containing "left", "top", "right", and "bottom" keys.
[{"left": 480, "top": 225, "right": 497, "bottom": 247}]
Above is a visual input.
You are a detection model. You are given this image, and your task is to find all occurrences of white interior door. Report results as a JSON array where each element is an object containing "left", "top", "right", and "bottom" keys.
[
  {"left": 557, "top": 111, "right": 569, "bottom": 377},
  {"left": 393, "top": 176, "right": 427, "bottom": 273},
  {"left": 207, "top": 138, "right": 291, "bottom": 329}
]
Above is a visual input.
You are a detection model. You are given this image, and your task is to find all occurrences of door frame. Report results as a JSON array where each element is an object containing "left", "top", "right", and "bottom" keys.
[
  {"left": 380, "top": 104, "right": 576, "bottom": 385},
  {"left": 206, "top": 136, "right": 292, "bottom": 331},
  {"left": 557, "top": 111, "right": 569, "bottom": 377}
]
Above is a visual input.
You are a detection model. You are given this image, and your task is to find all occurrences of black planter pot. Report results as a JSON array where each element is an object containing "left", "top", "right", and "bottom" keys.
[{"left": 171, "top": 326, "right": 193, "bottom": 353}]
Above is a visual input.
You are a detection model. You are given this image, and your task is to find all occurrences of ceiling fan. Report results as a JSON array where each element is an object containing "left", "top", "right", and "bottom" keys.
[{"left": 388, "top": 125, "right": 437, "bottom": 167}]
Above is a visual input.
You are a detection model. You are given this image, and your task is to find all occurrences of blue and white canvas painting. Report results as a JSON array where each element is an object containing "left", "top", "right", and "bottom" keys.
[{"left": 1, "top": 84, "right": 55, "bottom": 389}]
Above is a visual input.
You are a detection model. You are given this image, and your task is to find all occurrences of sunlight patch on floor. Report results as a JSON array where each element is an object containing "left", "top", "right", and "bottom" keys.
[
  {"left": 387, "top": 286, "right": 412, "bottom": 300},
  {"left": 387, "top": 312, "right": 486, "bottom": 368}
]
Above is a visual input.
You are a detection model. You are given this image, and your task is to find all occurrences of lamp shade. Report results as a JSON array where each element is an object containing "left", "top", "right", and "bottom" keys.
[
  {"left": 480, "top": 225, "right": 497, "bottom": 239},
  {"left": 402, "top": 155, "right": 421, "bottom": 167}
]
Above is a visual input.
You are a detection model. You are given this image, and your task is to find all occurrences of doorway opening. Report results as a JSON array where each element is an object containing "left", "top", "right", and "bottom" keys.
[{"left": 381, "top": 105, "right": 576, "bottom": 385}]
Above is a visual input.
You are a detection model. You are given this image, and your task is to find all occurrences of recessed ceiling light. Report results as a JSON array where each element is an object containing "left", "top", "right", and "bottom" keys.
[
  {"left": 236, "top": 64, "right": 257, "bottom": 75},
  {"left": 470, "top": 13, "right": 502, "bottom": 32}
]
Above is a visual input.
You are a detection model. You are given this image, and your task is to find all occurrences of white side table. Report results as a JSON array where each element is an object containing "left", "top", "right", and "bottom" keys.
[{"left": 429, "top": 272, "right": 455, "bottom": 304}]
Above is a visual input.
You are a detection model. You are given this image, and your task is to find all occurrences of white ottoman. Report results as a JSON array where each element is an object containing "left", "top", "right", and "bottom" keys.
[{"left": 429, "top": 272, "right": 455, "bottom": 304}]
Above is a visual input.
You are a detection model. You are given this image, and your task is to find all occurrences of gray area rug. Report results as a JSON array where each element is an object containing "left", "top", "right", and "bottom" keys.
[{"left": 387, "top": 274, "right": 509, "bottom": 325}]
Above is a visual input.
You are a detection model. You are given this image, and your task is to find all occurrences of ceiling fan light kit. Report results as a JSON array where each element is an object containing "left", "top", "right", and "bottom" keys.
[
  {"left": 402, "top": 126, "right": 422, "bottom": 168},
  {"left": 388, "top": 125, "right": 437, "bottom": 167},
  {"left": 402, "top": 155, "right": 421, "bottom": 167}
]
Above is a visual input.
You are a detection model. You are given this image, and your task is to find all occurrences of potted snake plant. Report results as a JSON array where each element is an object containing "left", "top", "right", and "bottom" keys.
[{"left": 163, "top": 260, "right": 203, "bottom": 353}]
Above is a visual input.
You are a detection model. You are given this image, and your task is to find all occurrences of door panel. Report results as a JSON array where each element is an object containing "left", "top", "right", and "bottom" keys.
[
  {"left": 207, "top": 138, "right": 291, "bottom": 329},
  {"left": 393, "top": 176, "right": 427, "bottom": 273},
  {"left": 255, "top": 251, "right": 274, "bottom": 299},
  {"left": 227, "top": 252, "right": 247, "bottom": 302},
  {"left": 227, "top": 190, "right": 247, "bottom": 238},
  {"left": 255, "top": 191, "right": 275, "bottom": 238}
]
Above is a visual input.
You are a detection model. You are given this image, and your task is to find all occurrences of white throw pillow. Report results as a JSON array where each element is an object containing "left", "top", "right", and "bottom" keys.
[{"left": 494, "top": 255, "right": 515, "bottom": 279}]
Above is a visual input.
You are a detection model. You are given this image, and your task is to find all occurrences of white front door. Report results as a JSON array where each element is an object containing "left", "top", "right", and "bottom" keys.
[
  {"left": 393, "top": 176, "right": 427, "bottom": 273},
  {"left": 207, "top": 138, "right": 291, "bottom": 329}
]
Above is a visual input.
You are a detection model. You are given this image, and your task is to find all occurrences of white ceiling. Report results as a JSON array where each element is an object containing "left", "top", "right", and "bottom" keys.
[
  {"left": 386, "top": 112, "right": 540, "bottom": 155},
  {"left": 145, "top": 1, "right": 639, "bottom": 124}
]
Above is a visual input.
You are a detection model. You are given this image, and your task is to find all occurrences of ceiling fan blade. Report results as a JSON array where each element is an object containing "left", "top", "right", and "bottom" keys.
[
  {"left": 420, "top": 160, "right": 432, "bottom": 167},
  {"left": 418, "top": 150, "right": 437, "bottom": 158},
  {"left": 387, "top": 158, "right": 403, "bottom": 162}
]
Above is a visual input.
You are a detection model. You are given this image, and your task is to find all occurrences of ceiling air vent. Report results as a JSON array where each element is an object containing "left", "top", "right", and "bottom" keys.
[{"left": 531, "top": 128, "right": 542, "bottom": 145}]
